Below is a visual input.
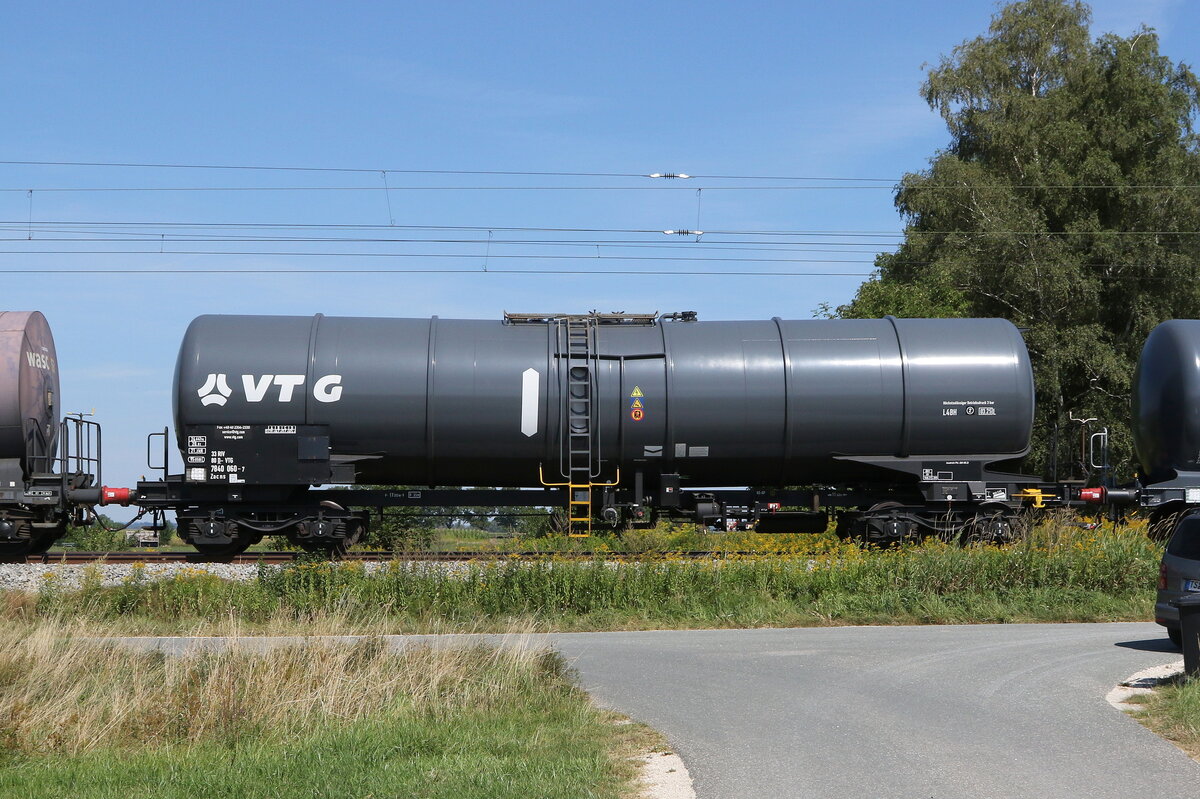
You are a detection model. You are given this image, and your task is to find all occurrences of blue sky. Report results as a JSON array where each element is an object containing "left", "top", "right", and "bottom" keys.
[{"left": 3, "top": 0, "right": 1197, "bottom": 498}]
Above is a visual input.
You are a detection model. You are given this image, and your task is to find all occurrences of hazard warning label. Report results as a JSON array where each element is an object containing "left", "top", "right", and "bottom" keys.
[{"left": 629, "top": 386, "right": 645, "bottom": 420}]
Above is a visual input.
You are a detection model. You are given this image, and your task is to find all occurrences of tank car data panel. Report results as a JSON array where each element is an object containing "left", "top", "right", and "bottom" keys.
[{"left": 183, "top": 424, "right": 332, "bottom": 486}]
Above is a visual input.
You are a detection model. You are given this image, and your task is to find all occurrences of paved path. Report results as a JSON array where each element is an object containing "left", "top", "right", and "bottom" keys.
[
  {"left": 117, "top": 623, "right": 1199, "bottom": 797},
  {"left": 550, "top": 623, "right": 1198, "bottom": 798}
]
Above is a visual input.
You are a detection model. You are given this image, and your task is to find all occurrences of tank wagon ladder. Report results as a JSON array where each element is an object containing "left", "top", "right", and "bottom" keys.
[
  {"left": 563, "top": 316, "right": 600, "bottom": 535},
  {"left": 509, "top": 311, "right": 654, "bottom": 535}
]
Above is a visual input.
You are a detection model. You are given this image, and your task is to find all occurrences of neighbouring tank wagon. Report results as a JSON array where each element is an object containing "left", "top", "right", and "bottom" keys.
[
  {"left": 0, "top": 311, "right": 101, "bottom": 556},
  {"left": 0, "top": 311, "right": 59, "bottom": 476},
  {"left": 1132, "top": 320, "right": 1200, "bottom": 525}
]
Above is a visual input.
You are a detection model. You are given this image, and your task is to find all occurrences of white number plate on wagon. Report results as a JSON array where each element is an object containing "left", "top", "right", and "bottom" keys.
[{"left": 1184, "top": 579, "right": 1200, "bottom": 592}]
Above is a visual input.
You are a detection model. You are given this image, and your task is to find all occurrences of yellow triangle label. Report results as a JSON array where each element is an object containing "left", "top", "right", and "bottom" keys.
[
  {"left": 630, "top": 386, "right": 644, "bottom": 397},
  {"left": 631, "top": 399, "right": 643, "bottom": 409}
]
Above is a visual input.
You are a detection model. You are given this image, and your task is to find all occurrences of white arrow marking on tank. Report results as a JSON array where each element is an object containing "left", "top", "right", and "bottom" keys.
[
  {"left": 198, "top": 373, "right": 232, "bottom": 406},
  {"left": 521, "top": 368, "right": 540, "bottom": 437}
]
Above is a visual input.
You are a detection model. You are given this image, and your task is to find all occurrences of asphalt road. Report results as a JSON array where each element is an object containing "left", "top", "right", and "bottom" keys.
[
  {"left": 118, "top": 623, "right": 1198, "bottom": 797},
  {"left": 550, "top": 623, "right": 1199, "bottom": 798}
]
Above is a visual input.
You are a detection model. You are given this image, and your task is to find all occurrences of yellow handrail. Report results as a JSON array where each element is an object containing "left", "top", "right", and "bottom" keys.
[{"left": 538, "top": 464, "right": 621, "bottom": 488}]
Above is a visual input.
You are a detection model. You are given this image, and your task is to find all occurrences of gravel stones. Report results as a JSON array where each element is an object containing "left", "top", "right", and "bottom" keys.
[{"left": 0, "top": 562, "right": 266, "bottom": 591}]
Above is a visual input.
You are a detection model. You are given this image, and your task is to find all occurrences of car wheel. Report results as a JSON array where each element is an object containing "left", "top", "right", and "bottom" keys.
[{"left": 1168, "top": 626, "right": 1183, "bottom": 648}]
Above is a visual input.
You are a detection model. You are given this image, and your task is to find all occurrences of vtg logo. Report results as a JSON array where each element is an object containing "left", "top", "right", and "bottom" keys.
[{"left": 197, "top": 374, "right": 344, "bottom": 407}]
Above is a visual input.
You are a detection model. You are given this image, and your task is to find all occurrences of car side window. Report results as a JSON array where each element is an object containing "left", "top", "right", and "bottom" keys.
[{"left": 1167, "top": 515, "right": 1200, "bottom": 558}]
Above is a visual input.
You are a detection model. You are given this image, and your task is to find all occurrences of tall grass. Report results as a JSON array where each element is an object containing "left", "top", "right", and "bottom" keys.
[
  {"left": 12, "top": 517, "right": 1161, "bottom": 633},
  {"left": 0, "top": 620, "right": 647, "bottom": 798},
  {"left": 0, "top": 621, "right": 558, "bottom": 755}
]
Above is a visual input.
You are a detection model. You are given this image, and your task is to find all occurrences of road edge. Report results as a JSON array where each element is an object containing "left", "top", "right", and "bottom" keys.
[
  {"left": 635, "top": 749, "right": 695, "bottom": 799},
  {"left": 1106, "top": 660, "right": 1184, "bottom": 712}
]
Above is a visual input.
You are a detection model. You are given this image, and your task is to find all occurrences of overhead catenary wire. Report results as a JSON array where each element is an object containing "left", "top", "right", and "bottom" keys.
[
  {"left": 0, "top": 185, "right": 906, "bottom": 191},
  {"left": 0, "top": 159, "right": 898, "bottom": 181},
  {"left": 2, "top": 219, "right": 1198, "bottom": 236},
  {"left": 0, "top": 267, "right": 876, "bottom": 276},
  {"left": 4, "top": 159, "right": 1198, "bottom": 189},
  {"left": 2, "top": 184, "right": 1200, "bottom": 192},
  {"left": 0, "top": 265, "right": 1190, "bottom": 280},
  {"left": 0, "top": 228, "right": 895, "bottom": 251},
  {"left": 0, "top": 249, "right": 1193, "bottom": 273},
  {"left": 4, "top": 163, "right": 1190, "bottom": 287},
  {"left": 0, "top": 249, "right": 881, "bottom": 263}
]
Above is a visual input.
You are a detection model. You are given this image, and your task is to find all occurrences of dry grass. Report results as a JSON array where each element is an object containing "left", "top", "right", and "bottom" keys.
[{"left": 0, "top": 618, "right": 562, "bottom": 757}]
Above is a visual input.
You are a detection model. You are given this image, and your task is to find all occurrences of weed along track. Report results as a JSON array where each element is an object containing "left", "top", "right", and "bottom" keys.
[
  {"left": 8, "top": 520, "right": 1160, "bottom": 634},
  {"left": 21, "top": 549, "right": 763, "bottom": 565}
]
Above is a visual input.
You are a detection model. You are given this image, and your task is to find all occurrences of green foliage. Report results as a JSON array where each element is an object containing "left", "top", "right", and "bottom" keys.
[
  {"left": 154, "top": 519, "right": 178, "bottom": 547},
  {"left": 59, "top": 515, "right": 130, "bottom": 551},
  {"left": 25, "top": 520, "right": 1160, "bottom": 630},
  {"left": 838, "top": 0, "right": 1200, "bottom": 479},
  {"left": 349, "top": 486, "right": 439, "bottom": 550},
  {"left": 509, "top": 510, "right": 571, "bottom": 539},
  {"left": 366, "top": 508, "right": 435, "bottom": 550}
]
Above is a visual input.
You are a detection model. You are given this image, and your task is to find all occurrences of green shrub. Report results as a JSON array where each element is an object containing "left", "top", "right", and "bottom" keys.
[{"left": 59, "top": 516, "right": 131, "bottom": 551}]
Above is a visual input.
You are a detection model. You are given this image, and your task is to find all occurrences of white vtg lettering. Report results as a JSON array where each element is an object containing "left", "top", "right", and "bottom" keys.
[
  {"left": 313, "top": 374, "right": 343, "bottom": 402},
  {"left": 201, "top": 373, "right": 344, "bottom": 404},
  {"left": 241, "top": 374, "right": 306, "bottom": 402}
]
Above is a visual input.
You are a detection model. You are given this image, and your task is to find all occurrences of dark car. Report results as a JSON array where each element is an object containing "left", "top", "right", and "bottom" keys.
[{"left": 1155, "top": 513, "right": 1200, "bottom": 647}]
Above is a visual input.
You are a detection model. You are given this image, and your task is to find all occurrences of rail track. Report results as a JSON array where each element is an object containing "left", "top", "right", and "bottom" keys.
[{"left": 18, "top": 549, "right": 760, "bottom": 565}]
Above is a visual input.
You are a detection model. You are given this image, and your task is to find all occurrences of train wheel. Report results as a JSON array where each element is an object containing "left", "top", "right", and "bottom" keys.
[
  {"left": 190, "top": 538, "right": 257, "bottom": 558},
  {"left": 844, "top": 502, "right": 915, "bottom": 547},
  {"left": 0, "top": 519, "right": 46, "bottom": 561},
  {"left": 0, "top": 541, "right": 33, "bottom": 562},
  {"left": 296, "top": 517, "right": 365, "bottom": 558},
  {"left": 960, "top": 504, "right": 1018, "bottom": 544},
  {"left": 25, "top": 521, "right": 68, "bottom": 556},
  {"left": 297, "top": 540, "right": 345, "bottom": 557},
  {"left": 182, "top": 519, "right": 260, "bottom": 559}
]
